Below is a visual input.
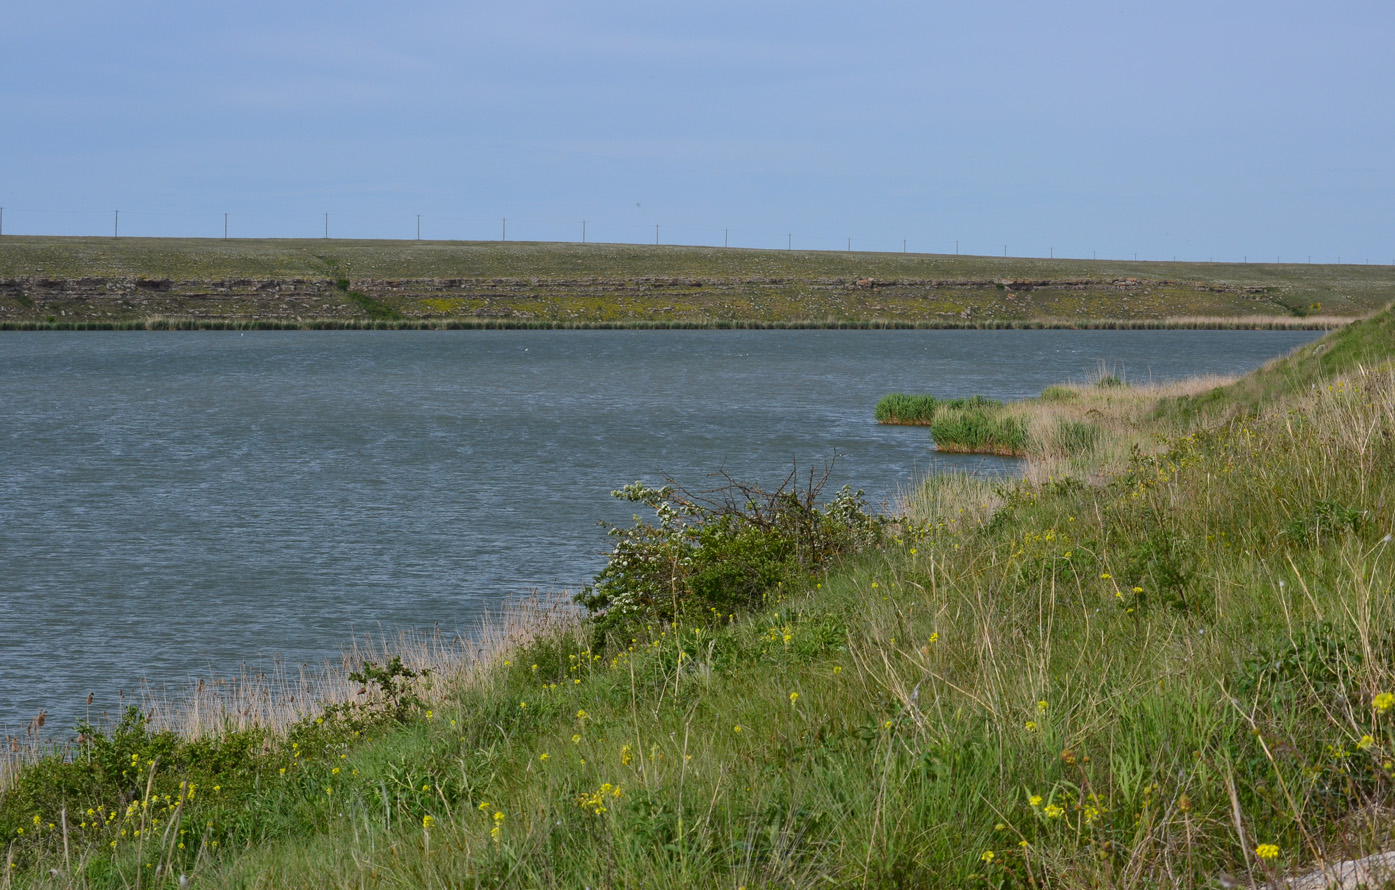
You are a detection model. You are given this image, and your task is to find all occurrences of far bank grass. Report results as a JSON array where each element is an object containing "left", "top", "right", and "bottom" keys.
[
  {"left": 2, "top": 305, "right": 1394, "bottom": 888},
  {"left": 2, "top": 236, "right": 1392, "bottom": 328}
]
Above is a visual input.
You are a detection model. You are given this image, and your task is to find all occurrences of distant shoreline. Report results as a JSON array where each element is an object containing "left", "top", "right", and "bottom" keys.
[
  {"left": 3, "top": 235, "right": 1390, "bottom": 328},
  {"left": 0, "top": 316, "right": 1348, "bottom": 331}
]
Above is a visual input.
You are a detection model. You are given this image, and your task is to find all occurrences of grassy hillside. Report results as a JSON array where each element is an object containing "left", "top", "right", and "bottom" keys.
[
  {"left": 2, "top": 236, "right": 1392, "bottom": 328},
  {"left": 2, "top": 307, "right": 1393, "bottom": 888}
]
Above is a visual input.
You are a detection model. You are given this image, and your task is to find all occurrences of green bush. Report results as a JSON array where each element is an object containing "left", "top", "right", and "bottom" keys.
[{"left": 576, "top": 463, "right": 886, "bottom": 641}]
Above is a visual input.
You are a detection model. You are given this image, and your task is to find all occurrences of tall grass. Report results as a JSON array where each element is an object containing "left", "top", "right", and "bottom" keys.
[{"left": 874, "top": 393, "right": 998, "bottom": 424}]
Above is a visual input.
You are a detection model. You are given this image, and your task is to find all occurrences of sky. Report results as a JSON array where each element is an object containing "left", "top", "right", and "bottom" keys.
[{"left": 2, "top": 0, "right": 1392, "bottom": 263}]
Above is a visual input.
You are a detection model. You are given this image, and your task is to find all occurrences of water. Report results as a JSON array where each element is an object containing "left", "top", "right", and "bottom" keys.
[{"left": 0, "top": 329, "right": 1317, "bottom": 733}]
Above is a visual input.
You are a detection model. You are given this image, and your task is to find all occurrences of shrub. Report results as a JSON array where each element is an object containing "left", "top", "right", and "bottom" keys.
[{"left": 576, "top": 461, "right": 886, "bottom": 641}]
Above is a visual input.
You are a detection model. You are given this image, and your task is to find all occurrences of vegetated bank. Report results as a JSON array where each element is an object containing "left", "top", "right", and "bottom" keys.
[
  {"left": 2, "top": 306, "right": 1393, "bottom": 888},
  {"left": 2, "top": 235, "right": 1391, "bottom": 329}
]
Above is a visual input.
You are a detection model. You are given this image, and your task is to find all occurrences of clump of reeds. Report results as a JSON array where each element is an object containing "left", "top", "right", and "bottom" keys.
[{"left": 874, "top": 393, "right": 999, "bottom": 424}]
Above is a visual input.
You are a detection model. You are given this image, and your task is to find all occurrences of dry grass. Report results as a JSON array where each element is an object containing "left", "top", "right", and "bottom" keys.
[{"left": 0, "top": 593, "right": 579, "bottom": 793}]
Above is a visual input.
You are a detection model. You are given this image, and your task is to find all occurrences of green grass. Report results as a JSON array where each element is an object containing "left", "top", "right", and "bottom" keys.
[
  {"left": 2, "top": 236, "right": 1392, "bottom": 328},
  {"left": 874, "top": 393, "right": 1000, "bottom": 424},
  {"left": 929, "top": 403, "right": 1030, "bottom": 454},
  {"left": 2, "top": 306, "right": 1394, "bottom": 888}
]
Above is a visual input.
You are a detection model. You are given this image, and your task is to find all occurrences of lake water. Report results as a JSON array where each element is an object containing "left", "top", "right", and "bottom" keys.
[{"left": 0, "top": 329, "right": 1317, "bottom": 733}]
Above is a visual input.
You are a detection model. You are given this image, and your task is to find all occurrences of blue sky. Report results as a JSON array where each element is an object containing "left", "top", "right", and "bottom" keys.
[{"left": 3, "top": 0, "right": 1392, "bottom": 262}]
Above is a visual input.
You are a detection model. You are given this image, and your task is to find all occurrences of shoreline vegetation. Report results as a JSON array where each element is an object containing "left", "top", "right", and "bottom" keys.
[
  {"left": 3, "top": 235, "right": 1392, "bottom": 330},
  {"left": 1, "top": 303, "right": 1393, "bottom": 888}
]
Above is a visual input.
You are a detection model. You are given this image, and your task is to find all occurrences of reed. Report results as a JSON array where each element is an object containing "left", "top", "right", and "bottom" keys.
[{"left": 873, "top": 393, "right": 999, "bottom": 424}]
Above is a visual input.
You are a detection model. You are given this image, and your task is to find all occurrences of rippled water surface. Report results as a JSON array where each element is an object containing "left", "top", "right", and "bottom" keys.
[{"left": 0, "top": 329, "right": 1317, "bottom": 731}]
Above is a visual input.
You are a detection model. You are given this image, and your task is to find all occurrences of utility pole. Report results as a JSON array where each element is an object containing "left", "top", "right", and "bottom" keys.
[
  {"left": 655, "top": 224, "right": 659, "bottom": 245},
  {"left": 1003, "top": 244, "right": 1007, "bottom": 257},
  {"left": 847, "top": 237, "right": 851, "bottom": 252},
  {"left": 1050, "top": 247, "right": 1053, "bottom": 259},
  {"left": 502, "top": 218, "right": 506, "bottom": 241},
  {"left": 724, "top": 228, "right": 728, "bottom": 248},
  {"left": 955, "top": 240, "right": 958, "bottom": 255},
  {"left": 903, "top": 239, "right": 907, "bottom": 253},
  {"left": 224, "top": 213, "right": 228, "bottom": 240},
  {"left": 114, "top": 210, "right": 119, "bottom": 238},
  {"left": 582, "top": 221, "right": 586, "bottom": 243},
  {"left": 324, "top": 212, "right": 329, "bottom": 239},
  {"left": 417, "top": 215, "right": 421, "bottom": 240},
  {"left": 788, "top": 234, "right": 792, "bottom": 250},
  {"left": 1, "top": 206, "right": 5, "bottom": 237}
]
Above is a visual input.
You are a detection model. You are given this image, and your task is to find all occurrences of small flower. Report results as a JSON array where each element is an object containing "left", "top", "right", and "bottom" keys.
[
  {"left": 571, "top": 733, "right": 582, "bottom": 744},
  {"left": 733, "top": 725, "right": 742, "bottom": 734},
  {"left": 1028, "top": 795, "right": 1042, "bottom": 808},
  {"left": 1100, "top": 573, "right": 1111, "bottom": 580},
  {"left": 539, "top": 752, "right": 549, "bottom": 762},
  {"left": 1375, "top": 693, "right": 1394, "bottom": 713},
  {"left": 980, "top": 850, "right": 995, "bottom": 863},
  {"left": 929, "top": 632, "right": 939, "bottom": 643},
  {"left": 422, "top": 815, "right": 435, "bottom": 830},
  {"left": 789, "top": 692, "right": 800, "bottom": 704},
  {"left": 1037, "top": 700, "right": 1048, "bottom": 713},
  {"left": 519, "top": 701, "right": 528, "bottom": 709},
  {"left": 1358, "top": 735, "right": 1375, "bottom": 751},
  {"left": 1255, "top": 843, "right": 1280, "bottom": 861},
  {"left": 1043, "top": 804, "right": 1064, "bottom": 818}
]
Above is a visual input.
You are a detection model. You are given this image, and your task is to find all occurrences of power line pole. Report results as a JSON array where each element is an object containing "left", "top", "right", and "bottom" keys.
[
  {"left": 582, "top": 221, "right": 586, "bottom": 243},
  {"left": 724, "top": 228, "right": 728, "bottom": 248},
  {"left": 655, "top": 224, "right": 659, "bottom": 245},
  {"left": 1, "top": 206, "right": 4, "bottom": 237},
  {"left": 903, "top": 239, "right": 906, "bottom": 253},
  {"left": 324, "top": 212, "right": 329, "bottom": 239},
  {"left": 955, "top": 240, "right": 958, "bottom": 255},
  {"left": 417, "top": 215, "right": 421, "bottom": 240},
  {"left": 502, "top": 218, "right": 506, "bottom": 241},
  {"left": 1050, "top": 247, "right": 1053, "bottom": 259},
  {"left": 788, "top": 234, "right": 791, "bottom": 250},
  {"left": 224, "top": 213, "right": 228, "bottom": 240},
  {"left": 847, "top": 237, "right": 851, "bottom": 252},
  {"left": 114, "top": 210, "right": 119, "bottom": 238}
]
